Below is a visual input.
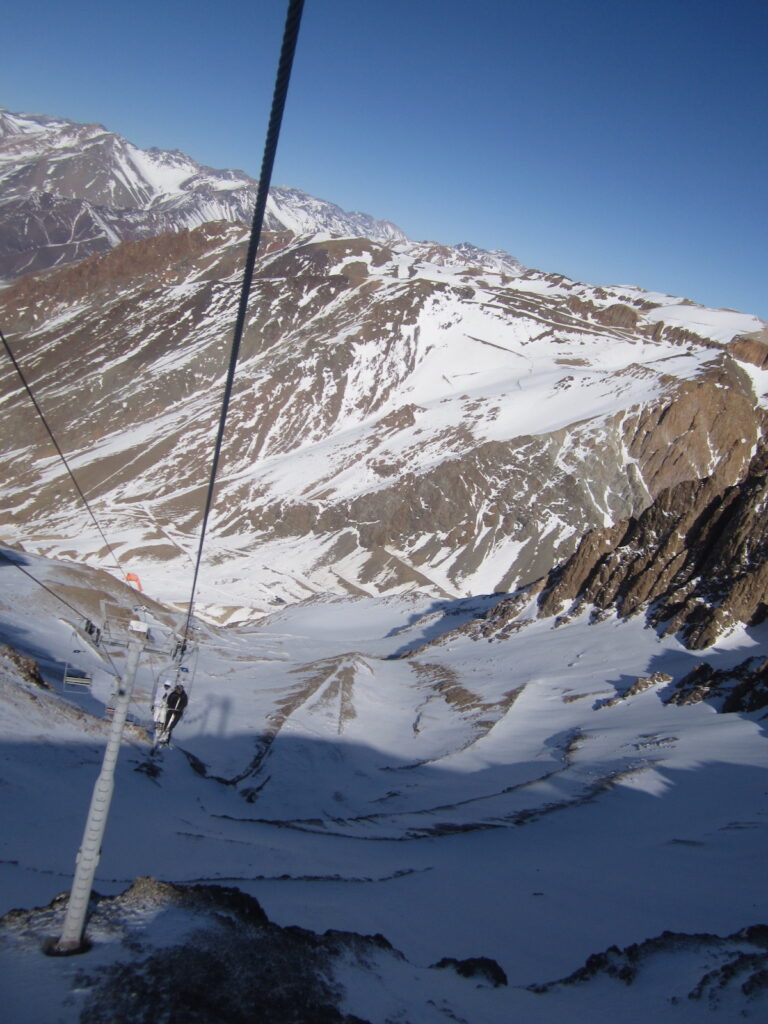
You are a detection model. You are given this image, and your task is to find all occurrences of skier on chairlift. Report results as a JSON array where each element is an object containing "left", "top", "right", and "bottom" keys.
[{"left": 163, "top": 683, "right": 188, "bottom": 743}]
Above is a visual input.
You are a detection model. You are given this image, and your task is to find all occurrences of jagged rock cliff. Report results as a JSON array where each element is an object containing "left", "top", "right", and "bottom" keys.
[{"left": 536, "top": 437, "right": 768, "bottom": 648}]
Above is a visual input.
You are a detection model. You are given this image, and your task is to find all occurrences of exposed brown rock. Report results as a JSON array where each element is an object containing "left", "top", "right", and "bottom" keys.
[
  {"left": 593, "top": 303, "right": 639, "bottom": 328},
  {"left": 598, "top": 671, "right": 673, "bottom": 708},
  {"left": 537, "top": 438, "right": 768, "bottom": 648},
  {"left": 4, "top": 223, "right": 245, "bottom": 328},
  {"left": 666, "top": 656, "right": 768, "bottom": 712},
  {"left": 538, "top": 522, "right": 627, "bottom": 618},
  {"left": 621, "top": 360, "right": 759, "bottom": 497},
  {"left": 0, "top": 643, "right": 49, "bottom": 688},
  {"left": 564, "top": 295, "right": 597, "bottom": 318},
  {"left": 729, "top": 327, "right": 768, "bottom": 369}
]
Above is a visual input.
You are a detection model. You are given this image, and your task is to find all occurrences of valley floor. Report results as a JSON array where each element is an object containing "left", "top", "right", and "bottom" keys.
[{"left": 0, "top": 555, "right": 766, "bottom": 1021}]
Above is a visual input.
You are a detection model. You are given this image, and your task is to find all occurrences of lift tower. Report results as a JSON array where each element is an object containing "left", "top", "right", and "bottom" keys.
[{"left": 55, "top": 625, "right": 145, "bottom": 953}]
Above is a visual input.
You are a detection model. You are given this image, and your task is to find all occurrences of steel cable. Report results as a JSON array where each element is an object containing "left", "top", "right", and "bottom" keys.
[
  {"left": 0, "top": 326, "right": 125, "bottom": 574},
  {"left": 183, "top": 0, "right": 305, "bottom": 638}
]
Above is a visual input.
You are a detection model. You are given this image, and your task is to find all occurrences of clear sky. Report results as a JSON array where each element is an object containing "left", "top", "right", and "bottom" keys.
[{"left": 3, "top": 0, "right": 766, "bottom": 317}]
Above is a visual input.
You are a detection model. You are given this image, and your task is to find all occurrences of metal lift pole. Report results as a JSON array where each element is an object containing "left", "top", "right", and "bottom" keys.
[{"left": 55, "top": 638, "right": 143, "bottom": 953}]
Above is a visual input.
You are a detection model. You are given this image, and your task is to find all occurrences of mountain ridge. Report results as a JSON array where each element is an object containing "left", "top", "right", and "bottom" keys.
[
  {"left": 0, "top": 107, "right": 414, "bottom": 279},
  {"left": 0, "top": 108, "right": 765, "bottom": 641},
  {"left": 1, "top": 219, "right": 765, "bottom": 628}
]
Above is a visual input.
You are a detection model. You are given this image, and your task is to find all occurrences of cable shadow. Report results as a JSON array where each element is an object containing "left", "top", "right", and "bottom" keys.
[{"left": 192, "top": 693, "right": 234, "bottom": 738}]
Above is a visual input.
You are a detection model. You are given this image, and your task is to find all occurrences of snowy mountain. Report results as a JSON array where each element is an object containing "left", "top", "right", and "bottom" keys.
[
  {"left": 0, "top": 107, "right": 767, "bottom": 1022},
  {"left": 0, "top": 108, "right": 407, "bottom": 278},
  {"left": 0, "top": 108, "right": 766, "bottom": 641},
  {"left": 0, "top": 218, "right": 765, "bottom": 630}
]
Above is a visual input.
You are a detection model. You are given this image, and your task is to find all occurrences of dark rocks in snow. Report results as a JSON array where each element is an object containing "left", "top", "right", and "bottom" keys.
[
  {"left": 597, "top": 671, "right": 673, "bottom": 708},
  {"left": 623, "top": 671, "right": 673, "bottom": 697},
  {"left": 77, "top": 945, "right": 367, "bottom": 1024},
  {"left": 431, "top": 955, "right": 508, "bottom": 987},
  {"left": 0, "top": 643, "right": 49, "bottom": 688},
  {"left": 0, "top": 877, "right": 501, "bottom": 1024},
  {"left": 530, "top": 924, "right": 768, "bottom": 1006},
  {"left": 5, "top": 879, "right": 367, "bottom": 1023},
  {"left": 665, "top": 656, "right": 768, "bottom": 713}
]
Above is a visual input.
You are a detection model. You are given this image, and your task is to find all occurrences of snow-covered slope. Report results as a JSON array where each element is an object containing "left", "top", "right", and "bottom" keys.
[
  {"left": 0, "top": 223, "right": 765, "bottom": 624},
  {"left": 2, "top": 103, "right": 766, "bottom": 1023},
  {"left": 0, "top": 550, "right": 765, "bottom": 1021},
  {"left": 0, "top": 108, "right": 408, "bottom": 277},
  {"left": 1, "top": 107, "right": 766, "bottom": 638}
]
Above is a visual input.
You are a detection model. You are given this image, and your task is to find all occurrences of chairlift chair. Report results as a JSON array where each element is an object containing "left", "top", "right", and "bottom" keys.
[
  {"left": 62, "top": 662, "right": 93, "bottom": 693},
  {"left": 145, "top": 635, "right": 198, "bottom": 741}
]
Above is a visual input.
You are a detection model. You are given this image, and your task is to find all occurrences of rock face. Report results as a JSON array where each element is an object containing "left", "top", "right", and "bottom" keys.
[
  {"left": 729, "top": 326, "right": 768, "bottom": 369},
  {"left": 537, "top": 438, "right": 768, "bottom": 648},
  {"left": 0, "top": 643, "right": 48, "bottom": 689},
  {"left": 665, "top": 656, "right": 768, "bottom": 712}
]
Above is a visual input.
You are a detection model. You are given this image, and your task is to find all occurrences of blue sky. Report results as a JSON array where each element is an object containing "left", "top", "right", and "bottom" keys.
[{"left": 3, "top": 0, "right": 766, "bottom": 317}]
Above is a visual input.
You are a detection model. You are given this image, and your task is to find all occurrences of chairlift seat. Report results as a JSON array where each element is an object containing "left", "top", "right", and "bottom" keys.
[{"left": 63, "top": 666, "right": 93, "bottom": 693}]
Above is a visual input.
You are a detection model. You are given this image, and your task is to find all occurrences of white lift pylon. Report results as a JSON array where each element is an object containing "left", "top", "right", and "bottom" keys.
[{"left": 54, "top": 637, "right": 143, "bottom": 954}]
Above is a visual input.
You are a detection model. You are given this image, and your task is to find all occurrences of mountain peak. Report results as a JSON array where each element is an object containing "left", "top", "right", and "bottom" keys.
[{"left": 0, "top": 108, "right": 412, "bottom": 279}]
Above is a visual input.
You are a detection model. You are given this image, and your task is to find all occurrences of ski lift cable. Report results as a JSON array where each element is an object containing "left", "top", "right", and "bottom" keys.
[
  {"left": 0, "top": 547, "right": 122, "bottom": 678},
  {"left": 0, "top": 325, "right": 125, "bottom": 575},
  {"left": 182, "top": 0, "right": 305, "bottom": 641},
  {"left": 0, "top": 547, "right": 87, "bottom": 621}
]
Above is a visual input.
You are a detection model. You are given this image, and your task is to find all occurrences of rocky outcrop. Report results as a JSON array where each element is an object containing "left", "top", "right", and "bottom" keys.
[
  {"left": 431, "top": 955, "right": 508, "bottom": 986},
  {"left": 594, "top": 302, "right": 639, "bottom": 328},
  {"left": 620, "top": 361, "right": 759, "bottom": 497},
  {"left": 538, "top": 439, "right": 768, "bottom": 648},
  {"left": 530, "top": 924, "right": 768, "bottom": 1005},
  {"left": 597, "top": 671, "right": 673, "bottom": 708},
  {"left": 2, "top": 877, "right": 501, "bottom": 1023},
  {"left": 0, "top": 643, "right": 49, "bottom": 688},
  {"left": 665, "top": 656, "right": 768, "bottom": 712},
  {"left": 728, "top": 326, "right": 768, "bottom": 369}
]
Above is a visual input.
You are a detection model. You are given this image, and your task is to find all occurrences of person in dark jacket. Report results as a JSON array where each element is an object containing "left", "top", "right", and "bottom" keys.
[{"left": 164, "top": 683, "right": 188, "bottom": 740}]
